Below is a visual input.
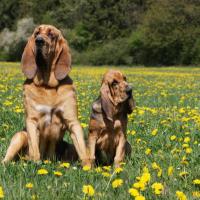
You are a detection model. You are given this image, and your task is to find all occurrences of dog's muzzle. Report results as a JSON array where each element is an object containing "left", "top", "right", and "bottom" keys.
[{"left": 35, "top": 36, "right": 45, "bottom": 47}]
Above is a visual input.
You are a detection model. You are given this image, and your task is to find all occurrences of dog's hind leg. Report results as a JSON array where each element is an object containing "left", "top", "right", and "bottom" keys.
[{"left": 2, "top": 131, "right": 28, "bottom": 163}]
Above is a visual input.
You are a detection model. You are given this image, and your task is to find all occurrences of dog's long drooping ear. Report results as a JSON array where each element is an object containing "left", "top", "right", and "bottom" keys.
[
  {"left": 54, "top": 37, "right": 71, "bottom": 80},
  {"left": 100, "top": 82, "right": 114, "bottom": 121},
  {"left": 126, "top": 94, "right": 136, "bottom": 114},
  {"left": 21, "top": 37, "right": 37, "bottom": 79}
]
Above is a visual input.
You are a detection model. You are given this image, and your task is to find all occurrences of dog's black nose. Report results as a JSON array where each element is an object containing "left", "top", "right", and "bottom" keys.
[
  {"left": 35, "top": 36, "right": 44, "bottom": 45},
  {"left": 126, "top": 85, "right": 132, "bottom": 94}
]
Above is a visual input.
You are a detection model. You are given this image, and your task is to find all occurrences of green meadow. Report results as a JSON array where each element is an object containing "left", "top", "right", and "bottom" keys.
[{"left": 0, "top": 62, "right": 199, "bottom": 200}]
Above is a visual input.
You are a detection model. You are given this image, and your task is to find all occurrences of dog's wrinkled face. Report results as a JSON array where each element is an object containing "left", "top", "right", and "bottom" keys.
[
  {"left": 100, "top": 70, "right": 134, "bottom": 121},
  {"left": 33, "top": 25, "right": 60, "bottom": 62},
  {"left": 21, "top": 24, "right": 71, "bottom": 82},
  {"left": 103, "top": 70, "right": 132, "bottom": 104}
]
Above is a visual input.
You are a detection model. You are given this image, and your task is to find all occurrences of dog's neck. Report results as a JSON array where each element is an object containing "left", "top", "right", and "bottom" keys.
[{"left": 33, "top": 51, "right": 59, "bottom": 87}]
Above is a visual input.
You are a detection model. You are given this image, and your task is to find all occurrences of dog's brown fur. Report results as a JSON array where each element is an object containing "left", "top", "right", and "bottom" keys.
[
  {"left": 87, "top": 70, "right": 135, "bottom": 167},
  {"left": 2, "top": 25, "right": 89, "bottom": 166}
]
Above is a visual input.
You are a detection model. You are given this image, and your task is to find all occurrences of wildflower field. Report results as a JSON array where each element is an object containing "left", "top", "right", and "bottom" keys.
[{"left": 0, "top": 62, "right": 200, "bottom": 200}]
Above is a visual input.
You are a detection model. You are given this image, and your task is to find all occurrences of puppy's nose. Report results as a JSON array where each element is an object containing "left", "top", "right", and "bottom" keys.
[
  {"left": 126, "top": 85, "right": 132, "bottom": 94},
  {"left": 35, "top": 36, "right": 44, "bottom": 45}
]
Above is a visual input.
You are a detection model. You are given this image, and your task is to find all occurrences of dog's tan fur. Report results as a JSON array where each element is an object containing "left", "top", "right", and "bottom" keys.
[
  {"left": 87, "top": 70, "right": 135, "bottom": 167},
  {"left": 2, "top": 25, "right": 89, "bottom": 166}
]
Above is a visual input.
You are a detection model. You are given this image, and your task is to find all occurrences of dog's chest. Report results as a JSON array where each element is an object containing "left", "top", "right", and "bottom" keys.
[{"left": 35, "top": 104, "right": 63, "bottom": 126}]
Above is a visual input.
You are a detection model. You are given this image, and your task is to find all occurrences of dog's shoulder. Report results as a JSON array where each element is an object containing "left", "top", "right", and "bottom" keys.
[{"left": 92, "top": 97, "right": 102, "bottom": 113}]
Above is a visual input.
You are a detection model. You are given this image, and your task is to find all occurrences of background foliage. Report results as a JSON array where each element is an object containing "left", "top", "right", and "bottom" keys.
[{"left": 0, "top": 0, "right": 200, "bottom": 65}]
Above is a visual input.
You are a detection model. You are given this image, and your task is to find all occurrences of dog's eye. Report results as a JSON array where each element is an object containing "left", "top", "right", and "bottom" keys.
[
  {"left": 112, "top": 80, "right": 118, "bottom": 87},
  {"left": 48, "top": 32, "right": 54, "bottom": 39},
  {"left": 34, "top": 31, "right": 39, "bottom": 37}
]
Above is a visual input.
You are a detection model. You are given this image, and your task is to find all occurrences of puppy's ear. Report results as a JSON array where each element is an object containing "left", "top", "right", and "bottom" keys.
[
  {"left": 54, "top": 36, "right": 71, "bottom": 80},
  {"left": 100, "top": 82, "right": 114, "bottom": 121},
  {"left": 21, "top": 36, "right": 37, "bottom": 79},
  {"left": 126, "top": 94, "right": 136, "bottom": 114}
]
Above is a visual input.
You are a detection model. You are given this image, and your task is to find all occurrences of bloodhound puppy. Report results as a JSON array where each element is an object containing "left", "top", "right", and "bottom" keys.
[
  {"left": 2, "top": 25, "right": 89, "bottom": 166},
  {"left": 87, "top": 70, "right": 135, "bottom": 167}
]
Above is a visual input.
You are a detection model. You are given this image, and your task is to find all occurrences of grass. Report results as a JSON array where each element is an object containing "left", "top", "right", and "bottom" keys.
[{"left": 0, "top": 62, "right": 200, "bottom": 200}]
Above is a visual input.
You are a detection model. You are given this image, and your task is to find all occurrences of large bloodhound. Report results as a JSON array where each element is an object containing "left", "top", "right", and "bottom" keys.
[
  {"left": 2, "top": 25, "right": 89, "bottom": 166},
  {"left": 87, "top": 70, "right": 135, "bottom": 167}
]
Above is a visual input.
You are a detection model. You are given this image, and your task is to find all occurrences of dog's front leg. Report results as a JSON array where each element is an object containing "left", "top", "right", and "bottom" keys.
[
  {"left": 68, "top": 120, "right": 91, "bottom": 166},
  {"left": 87, "top": 130, "right": 98, "bottom": 167},
  {"left": 114, "top": 132, "right": 126, "bottom": 167},
  {"left": 26, "top": 119, "right": 40, "bottom": 161}
]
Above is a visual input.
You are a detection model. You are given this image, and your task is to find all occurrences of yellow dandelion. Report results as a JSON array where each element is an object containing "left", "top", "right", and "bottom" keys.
[
  {"left": 114, "top": 167, "right": 123, "bottom": 174},
  {"left": 95, "top": 167, "right": 102, "bottom": 173},
  {"left": 54, "top": 171, "right": 62, "bottom": 176},
  {"left": 44, "top": 160, "right": 51, "bottom": 164},
  {"left": 102, "top": 166, "right": 111, "bottom": 171},
  {"left": 192, "top": 191, "right": 200, "bottom": 198},
  {"left": 31, "top": 194, "right": 38, "bottom": 200},
  {"left": 112, "top": 179, "right": 123, "bottom": 188},
  {"left": 168, "top": 166, "right": 174, "bottom": 176},
  {"left": 82, "top": 165, "right": 91, "bottom": 171},
  {"left": 130, "top": 130, "right": 136, "bottom": 135},
  {"left": 0, "top": 186, "right": 4, "bottom": 198},
  {"left": 82, "top": 185, "right": 95, "bottom": 196},
  {"left": 179, "top": 171, "right": 189, "bottom": 177},
  {"left": 60, "top": 162, "right": 70, "bottom": 168},
  {"left": 157, "top": 169, "right": 162, "bottom": 177},
  {"left": 170, "top": 135, "right": 176, "bottom": 141},
  {"left": 151, "top": 129, "right": 158, "bottom": 136},
  {"left": 151, "top": 182, "right": 164, "bottom": 195},
  {"left": 25, "top": 183, "right": 33, "bottom": 189},
  {"left": 135, "top": 195, "right": 146, "bottom": 200},
  {"left": 145, "top": 148, "right": 151, "bottom": 155},
  {"left": 102, "top": 172, "right": 111, "bottom": 177},
  {"left": 133, "top": 181, "right": 146, "bottom": 191},
  {"left": 176, "top": 191, "right": 187, "bottom": 200},
  {"left": 128, "top": 188, "right": 139, "bottom": 197},
  {"left": 193, "top": 179, "right": 200, "bottom": 185},
  {"left": 152, "top": 162, "right": 160, "bottom": 170},
  {"left": 183, "top": 137, "right": 190, "bottom": 143},
  {"left": 37, "top": 168, "right": 48, "bottom": 175},
  {"left": 185, "top": 147, "right": 192, "bottom": 154},
  {"left": 182, "top": 144, "right": 189, "bottom": 148}
]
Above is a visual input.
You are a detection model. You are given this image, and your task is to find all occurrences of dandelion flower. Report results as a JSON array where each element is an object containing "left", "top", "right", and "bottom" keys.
[
  {"left": 128, "top": 188, "right": 139, "bottom": 197},
  {"left": 114, "top": 167, "right": 123, "bottom": 174},
  {"left": 176, "top": 191, "right": 187, "bottom": 200},
  {"left": 112, "top": 179, "right": 123, "bottom": 188},
  {"left": 179, "top": 171, "right": 188, "bottom": 177},
  {"left": 135, "top": 195, "right": 146, "bottom": 200},
  {"left": 183, "top": 137, "right": 190, "bottom": 143},
  {"left": 192, "top": 191, "right": 200, "bottom": 198},
  {"left": 102, "top": 172, "right": 111, "bottom": 177},
  {"left": 60, "top": 162, "right": 70, "bottom": 168},
  {"left": 37, "top": 168, "right": 48, "bottom": 175},
  {"left": 102, "top": 166, "right": 111, "bottom": 171},
  {"left": 151, "top": 129, "right": 158, "bottom": 136},
  {"left": 145, "top": 148, "right": 151, "bottom": 155},
  {"left": 25, "top": 183, "right": 33, "bottom": 189},
  {"left": 95, "top": 167, "right": 102, "bottom": 173},
  {"left": 54, "top": 171, "right": 62, "bottom": 176},
  {"left": 170, "top": 135, "right": 176, "bottom": 141},
  {"left": 168, "top": 166, "right": 174, "bottom": 176},
  {"left": 82, "top": 185, "right": 95, "bottom": 196},
  {"left": 193, "top": 179, "right": 200, "bottom": 185},
  {"left": 151, "top": 182, "right": 164, "bottom": 195},
  {"left": 0, "top": 186, "right": 4, "bottom": 198},
  {"left": 82, "top": 165, "right": 91, "bottom": 171},
  {"left": 185, "top": 147, "right": 192, "bottom": 154},
  {"left": 44, "top": 160, "right": 51, "bottom": 164}
]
